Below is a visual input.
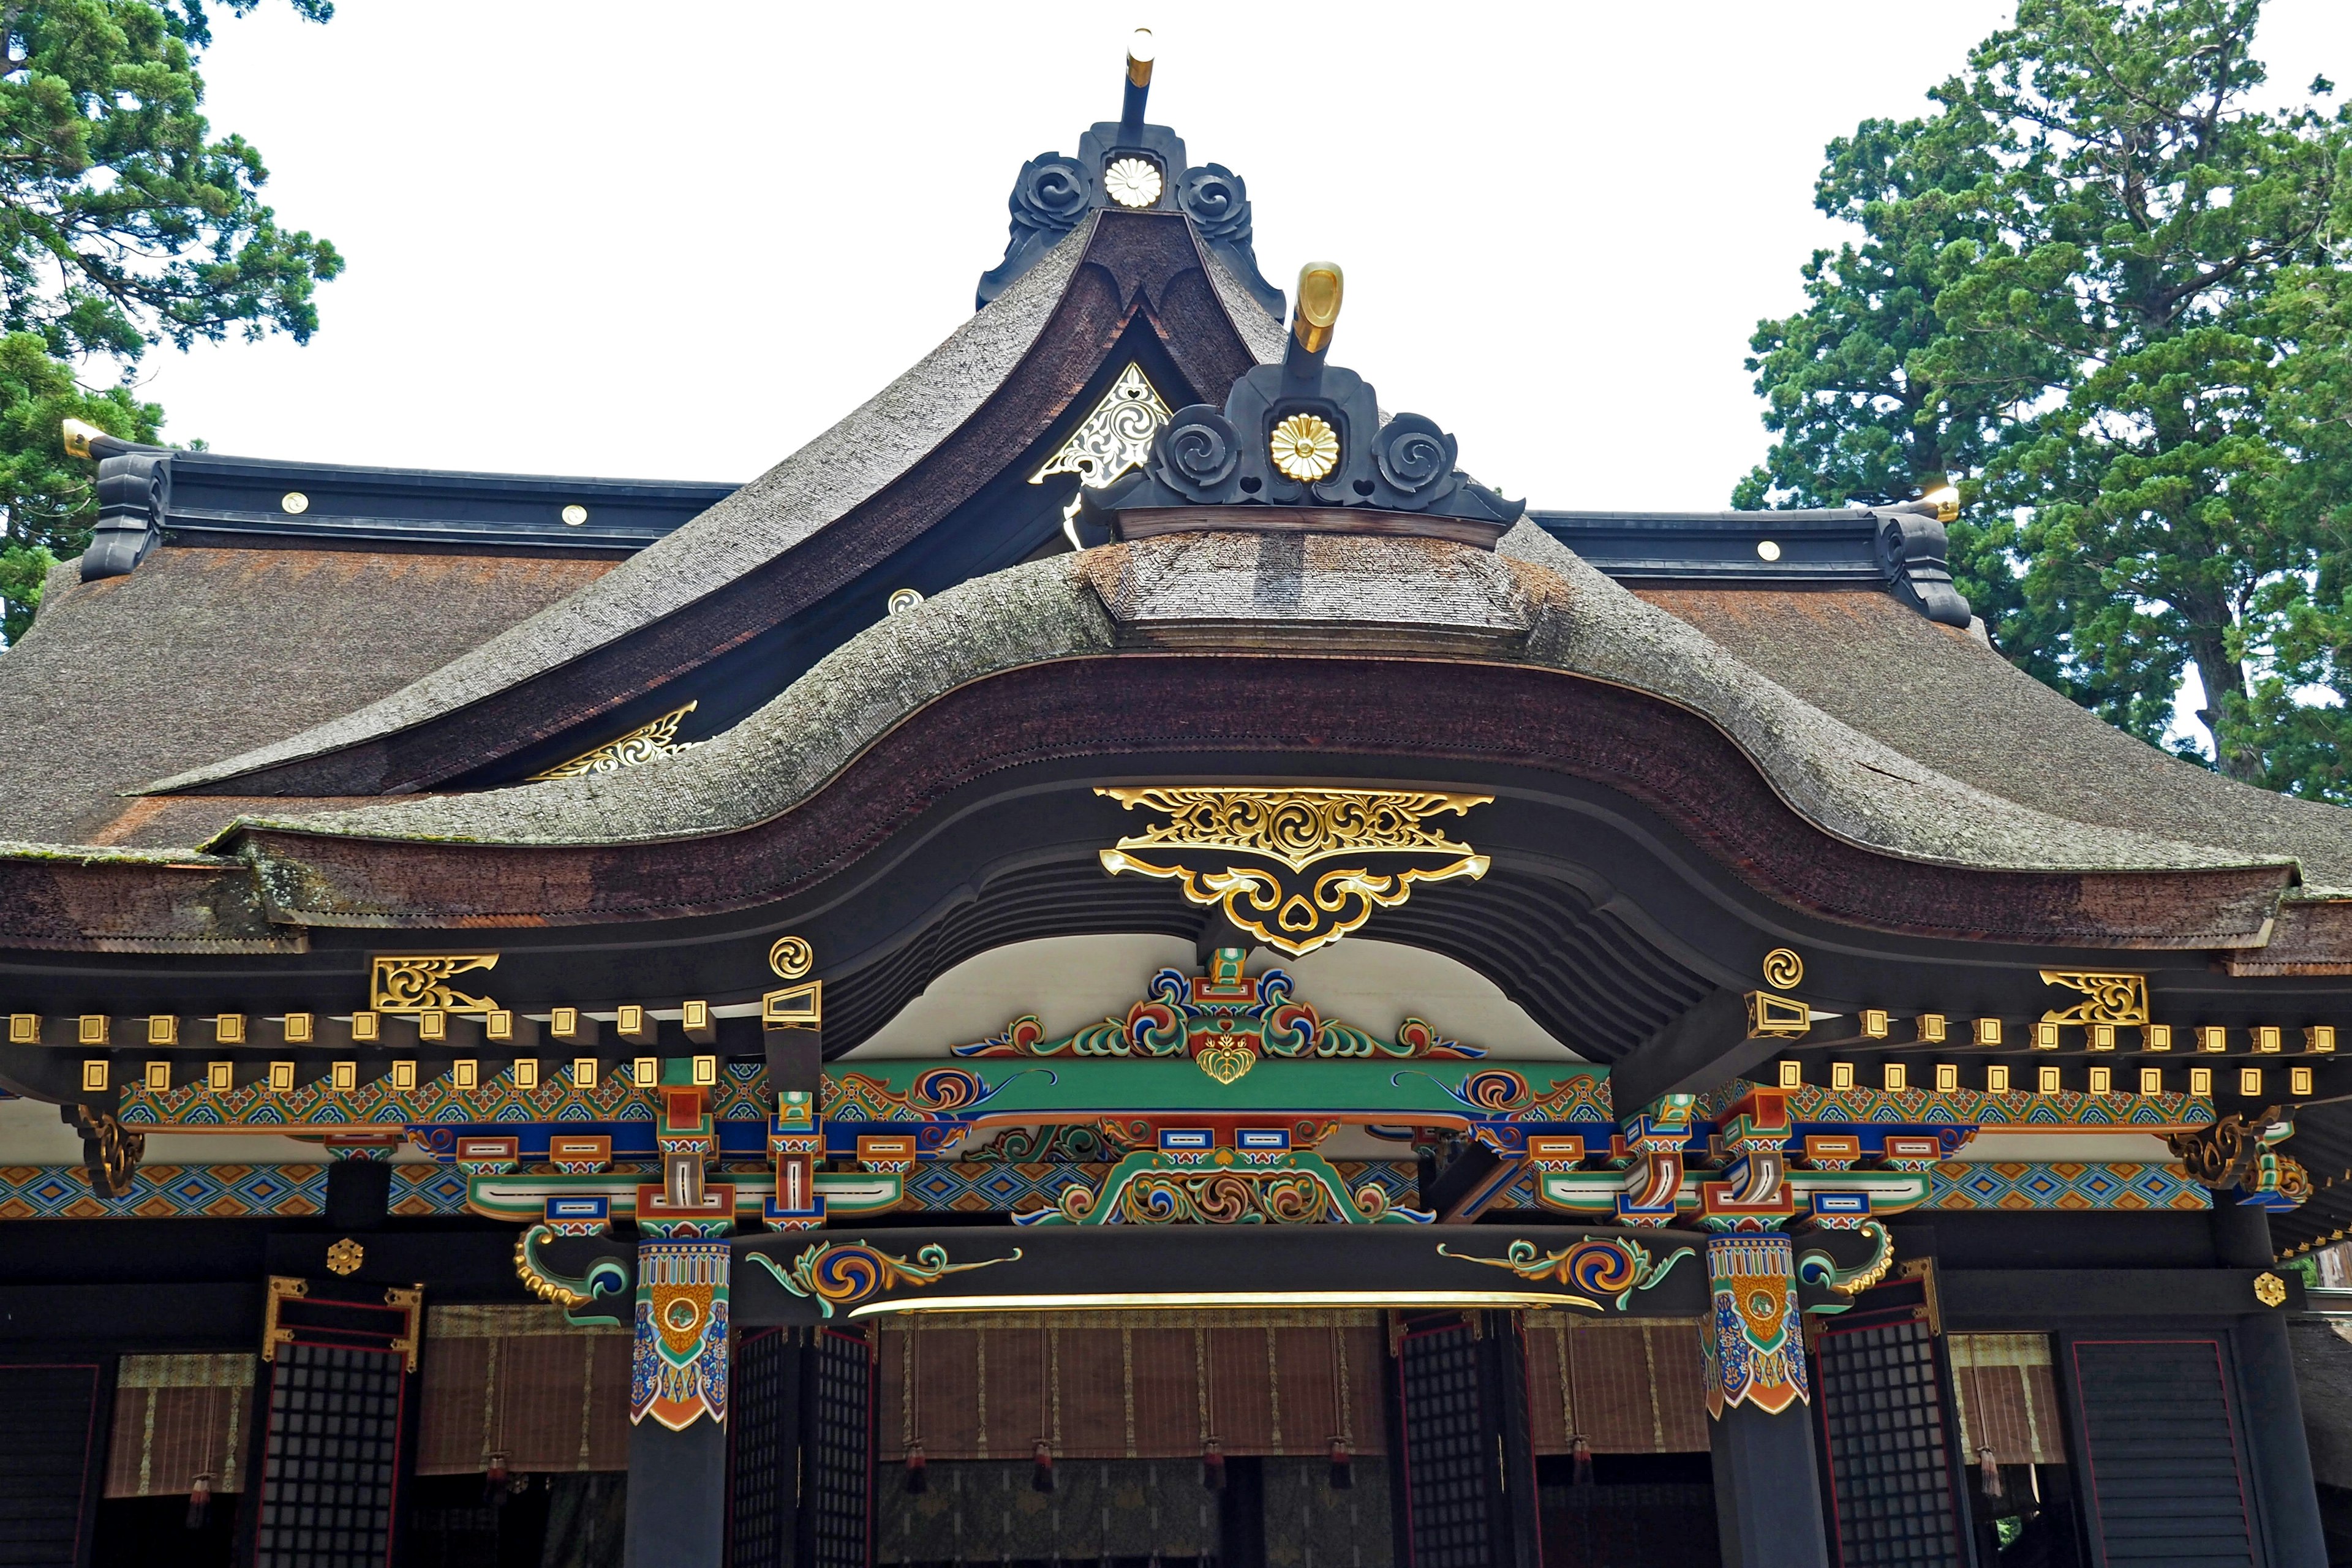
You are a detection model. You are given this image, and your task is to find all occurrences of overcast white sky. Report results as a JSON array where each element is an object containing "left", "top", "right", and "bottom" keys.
[{"left": 139, "top": 1, "right": 2350, "bottom": 511}]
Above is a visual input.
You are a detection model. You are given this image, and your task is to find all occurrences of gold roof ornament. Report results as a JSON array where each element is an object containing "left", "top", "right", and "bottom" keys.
[
  {"left": 1292, "top": 262, "right": 1343, "bottom": 355},
  {"left": 1096, "top": 786, "right": 1491, "bottom": 956},
  {"left": 1268, "top": 413, "right": 1340, "bottom": 483},
  {"left": 61, "top": 417, "right": 108, "bottom": 459},
  {"left": 529, "top": 701, "right": 699, "bottom": 780}
]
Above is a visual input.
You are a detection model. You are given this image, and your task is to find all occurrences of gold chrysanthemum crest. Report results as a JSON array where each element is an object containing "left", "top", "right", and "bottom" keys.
[
  {"left": 1268, "top": 413, "right": 1340, "bottom": 482},
  {"left": 1104, "top": 157, "right": 1163, "bottom": 209}
]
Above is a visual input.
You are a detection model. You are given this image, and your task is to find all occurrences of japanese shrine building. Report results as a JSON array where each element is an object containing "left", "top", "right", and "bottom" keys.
[{"left": 3, "top": 36, "right": 2351, "bottom": 1568}]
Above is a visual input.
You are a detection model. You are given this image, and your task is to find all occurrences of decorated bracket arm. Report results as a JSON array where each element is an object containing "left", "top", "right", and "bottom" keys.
[
  {"left": 1434, "top": 1235, "right": 1694, "bottom": 1311},
  {"left": 2167, "top": 1110, "right": 2312, "bottom": 1213},
  {"left": 514, "top": 1223, "right": 630, "bottom": 1316},
  {"left": 1795, "top": 1219, "right": 1895, "bottom": 1306}
]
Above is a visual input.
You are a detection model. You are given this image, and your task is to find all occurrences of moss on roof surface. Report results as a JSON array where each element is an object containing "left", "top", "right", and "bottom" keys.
[
  {"left": 147, "top": 214, "right": 1112, "bottom": 797},
  {"left": 225, "top": 526, "right": 2311, "bottom": 888},
  {"left": 0, "top": 545, "right": 615, "bottom": 846}
]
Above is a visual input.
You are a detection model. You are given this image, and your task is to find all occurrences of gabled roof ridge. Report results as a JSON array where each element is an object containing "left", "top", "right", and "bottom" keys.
[{"left": 145, "top": 212, "right": 1112, "bottom": 797}]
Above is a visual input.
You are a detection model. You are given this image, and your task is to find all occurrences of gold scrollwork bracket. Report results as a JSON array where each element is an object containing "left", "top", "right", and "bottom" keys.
[
  {"left": 371, "top": 954, "right": 499, "bottom": 1015},
  {"left": 1095, "top": 786, "right": 1493, "bottom": 957},
  {"left": 528, "top": 701, "right": 700, "bottom": 782},
  {"left": 2039, "top": 970, "right": 2149, "bottom": 1027}
]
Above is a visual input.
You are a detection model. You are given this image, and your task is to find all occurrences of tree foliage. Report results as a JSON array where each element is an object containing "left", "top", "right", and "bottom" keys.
[
  {"left": 1740, "top": 0, "right": 2352, "bottom": 796},
  {"left": 0, "top": 0, "right": 335, "bottom": 646}
]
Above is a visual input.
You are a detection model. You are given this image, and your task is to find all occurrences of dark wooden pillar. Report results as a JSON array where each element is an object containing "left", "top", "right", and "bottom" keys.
[
  {"left": 626, "top": 1412, "right": 728, "bottom": 1568},
  {"left": 1702, "top": 1235, "right": 1831, "bottom": 1568},
  {"left": 1711, "top": 1401, "right": 1831, "bottom": 1568},
  {"left": 624, "top": 1237, "right": 733, "bottom": 1568},
  {"left": 2213, "top": 1199, "right": 2327, "bottom": 1568}
]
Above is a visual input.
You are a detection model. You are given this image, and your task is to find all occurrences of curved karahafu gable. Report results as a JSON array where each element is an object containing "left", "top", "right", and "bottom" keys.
[{"left": 195, "top": 526, "right": 2301, "bottom": 949}]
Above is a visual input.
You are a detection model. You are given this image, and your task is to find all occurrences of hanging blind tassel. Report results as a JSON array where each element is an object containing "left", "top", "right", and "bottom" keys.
[
  {"left": 1032, "top": 1439, "right": 1056, "bottom": 1493},
  {"left": 184, "top": 1471, "right": 213, "bottom": 1532},
  {"left": 903, "top": 1441, "right": 927, "bottom": 1494},
  {"left": 1328, "top": 1437, "right": 1354, "bottom": 1490}
]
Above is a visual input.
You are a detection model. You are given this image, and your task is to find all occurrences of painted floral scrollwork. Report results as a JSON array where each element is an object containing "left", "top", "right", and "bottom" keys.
[
  {"left": 1435, "top": 1235, "right": 1694, "bottom": 1310},
  {"left": 747, "top": 1240, "right": 1020, "bottom": 1319}
]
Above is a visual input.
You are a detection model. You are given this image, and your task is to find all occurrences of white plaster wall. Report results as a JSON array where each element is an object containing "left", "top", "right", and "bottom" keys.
[{"left": 842, "top": 933, "right": 1578, "bottom": 1059}]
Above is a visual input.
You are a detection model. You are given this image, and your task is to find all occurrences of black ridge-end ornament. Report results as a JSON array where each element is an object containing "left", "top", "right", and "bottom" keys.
[{"left": 1081, "top": 261, "right": 1523, "bottom": 549}]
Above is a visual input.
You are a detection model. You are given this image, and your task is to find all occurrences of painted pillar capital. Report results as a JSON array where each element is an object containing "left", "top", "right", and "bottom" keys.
[
  {"left": 1702, "top": 1232, "right": 1806, "bottom": 1419},
  {"left": 632, "top": 1235, "right": 731, "bottom": 1431}
]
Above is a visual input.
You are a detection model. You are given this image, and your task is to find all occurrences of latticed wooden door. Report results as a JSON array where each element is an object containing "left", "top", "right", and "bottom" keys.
[
  {"left": 806, "top": 1326, "right": 875, "bottom": 1568},
  {"left": 1395, "top": 1314, "right": 1539, "bottom": 1568},
  {"left": 1814, "top": 1269, "right": 1972, "bottom": 1568}
]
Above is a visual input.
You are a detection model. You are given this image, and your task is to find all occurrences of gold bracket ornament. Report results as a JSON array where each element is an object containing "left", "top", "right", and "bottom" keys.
[
  {"left": 768, "top": 936, "right": 813, "bottom": 980},
  {"left": 70, "top": 1106, "right": 144, "bottom": 1199},
  {"left": 2039, "top": 971, "right": 2149, "bottom": 1027},
  {"left": 1761, "top": 949, "right": 1804, "bottom": 989},
  {"left": 764, "top": 982, "right": 821, "bottom": 1030},
  {"left": 1745, "top": 992, "right": 1811, "bottom": 1041},
  {"left": 1096, "top": 786, "right": 1491, "bottom": 956},
  {"left": 371, "top": 954, "right": 499, "bottom": 1014},
  {"left": 2254, "top": 1272, "right": 2288, "bottom": 1308},
  {"left": 260, "top": 1276, "right": 307, "bottom": 1362},
  {"left": 325, "top": 1238, "right": 365, "bottom": 1277},
  {"left": 528, "top": 702, "right": 699, "bottom": 782}
]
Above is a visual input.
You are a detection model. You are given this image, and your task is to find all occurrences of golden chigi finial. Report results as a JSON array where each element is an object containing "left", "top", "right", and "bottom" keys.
[
  {"left": 61, "top": 417, "right": 106, "bottom": 459},
  {"left": 1292, "top": 263, "right": 1343, "bottom": 355}
]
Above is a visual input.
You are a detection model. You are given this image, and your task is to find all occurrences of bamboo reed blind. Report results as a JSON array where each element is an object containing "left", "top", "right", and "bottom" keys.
[
  {"left": 875, "top": 1310, "right": 1388, "bottom": 1461},
  {"left": 104, "top": 1353, "right": 255, "bottom": 1499},
  {"left": 415, "top": 1303, "right": 631, "bottom": 1475},
  {"left": 1521, "top": 1314, "right": 1711, "bottom": 1453},
  {"left": 1947, "top": 1333, "right": 2065, "bottom": 1465}
]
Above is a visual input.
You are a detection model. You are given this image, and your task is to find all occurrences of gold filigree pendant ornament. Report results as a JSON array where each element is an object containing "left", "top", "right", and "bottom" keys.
[{"left": 1269, "top": 413, "right": 1340, "bottom": 483}]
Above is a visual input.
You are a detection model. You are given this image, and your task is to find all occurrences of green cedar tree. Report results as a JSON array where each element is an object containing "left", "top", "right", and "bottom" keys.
[{"left": 0, "top": 0, "right": 336, "bottom": 644}]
